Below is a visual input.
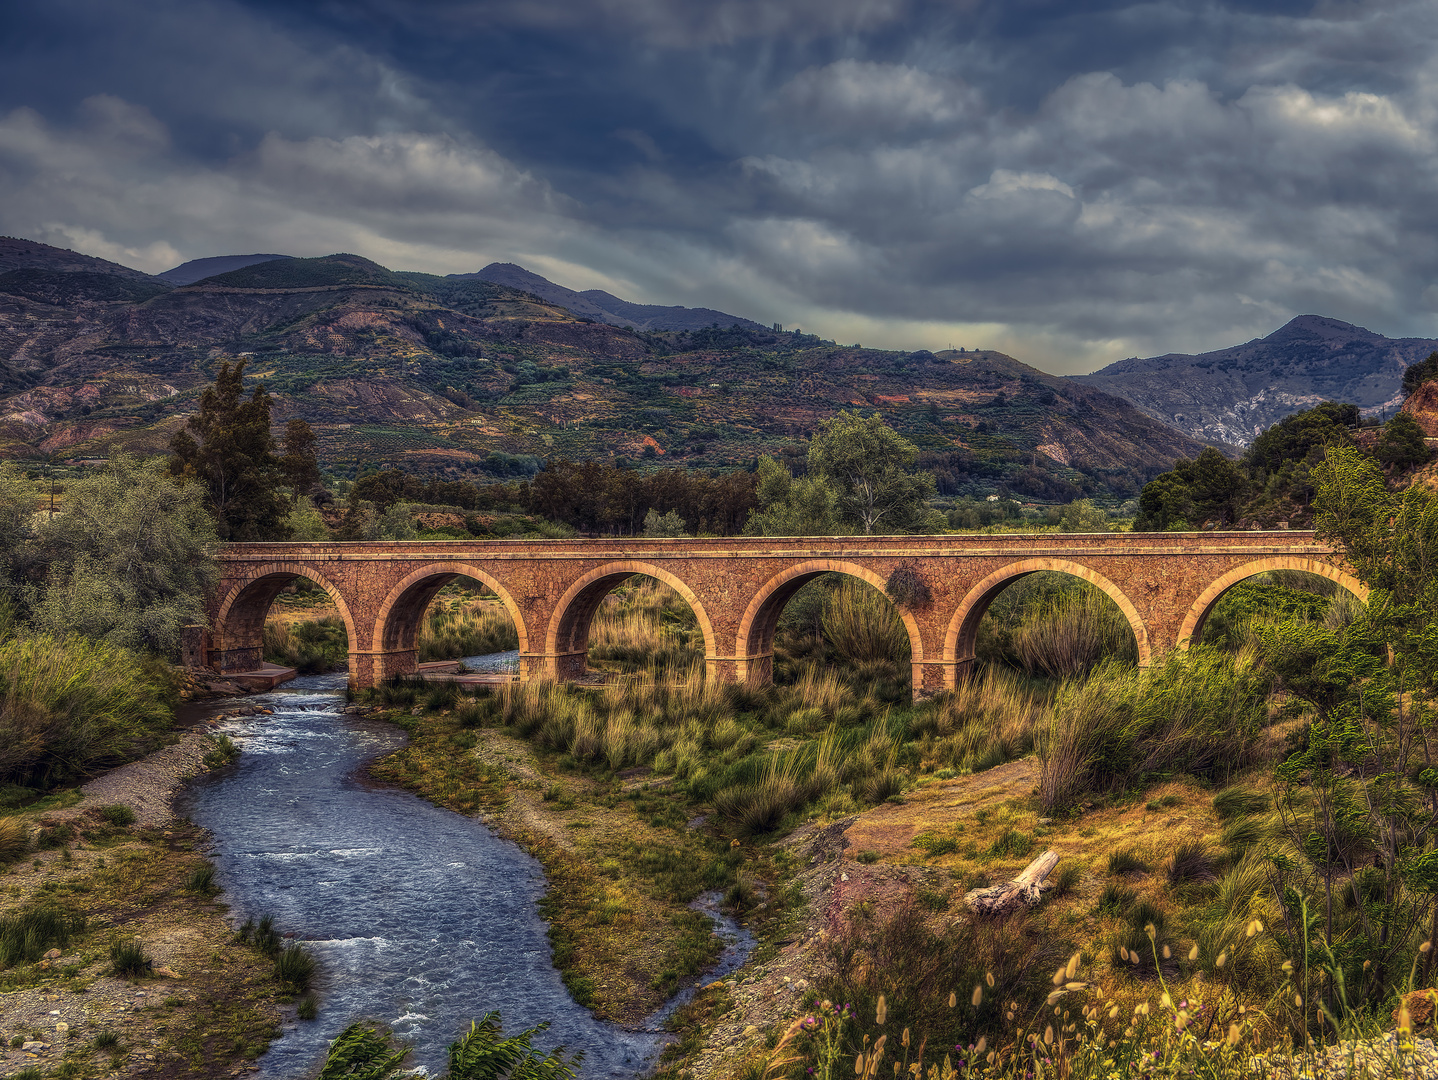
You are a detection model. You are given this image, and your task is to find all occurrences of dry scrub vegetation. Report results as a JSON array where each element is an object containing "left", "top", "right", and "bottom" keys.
[{"left": 365, "top": 536, "right": 1438, "bottom": 1080}]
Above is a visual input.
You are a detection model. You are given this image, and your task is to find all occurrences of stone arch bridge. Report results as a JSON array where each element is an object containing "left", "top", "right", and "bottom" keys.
[{"left": 203, "top": 532, "right": 1363, "bottom": 698}]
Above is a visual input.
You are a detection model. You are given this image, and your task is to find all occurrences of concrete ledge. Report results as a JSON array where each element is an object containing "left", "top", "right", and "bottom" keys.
[{"left": 229, "top": 663, "right": 297, "bottom": 691}]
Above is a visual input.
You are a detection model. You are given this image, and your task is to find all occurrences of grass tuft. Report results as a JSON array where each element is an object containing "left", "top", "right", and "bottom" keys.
[
  {"left": 109, "top": 937, "right": 150, "bottom": 978},
  {"left": 1107, "top": 846, "right": 1150, "bottom": 875}
]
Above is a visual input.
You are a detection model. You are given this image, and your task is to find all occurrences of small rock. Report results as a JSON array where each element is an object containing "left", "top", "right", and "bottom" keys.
[
  {"left": 742, "top": 1025, "right": 759, "bottom": 1037},
  {"left": 154, "top": 965, "right": 182, "bottom": 978},
  {"left": 43, "top": 948, "right": 62, "bottom": 960},
  {"left": 21, "top": 1040, "right": 45, "bottom": 1051},
  {"left": 55, "top": 1022, "right": 68, "bottom": 1034}
]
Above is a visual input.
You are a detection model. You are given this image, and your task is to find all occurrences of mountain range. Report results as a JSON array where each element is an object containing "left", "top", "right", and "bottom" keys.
[
  {"left": 0, "top": 239, "right": 1203, "bottom": 502},
  {"left": 1077, "top": 315, "right": 1438, "bottom": 446}
]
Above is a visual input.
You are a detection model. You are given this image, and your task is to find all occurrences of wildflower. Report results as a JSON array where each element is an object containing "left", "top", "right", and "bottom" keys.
[
  {"left": 1066, "top": 952, "right": 1081, "bottom": 980},
  {"left": 1188, "top": 944, "right": 1199, "bottom": 961},
  {"left": 987, "top": 971, "right": 995, "bottom": 988},
  {"left": 1044, "top": 1025, "right": 1054, "bottom": 1045},
  {"left": 1144, "top": 923, "right": 1156, "bottom": 939},
  {"left": 948, "top": 990, "right": 956, "bottom": 1009},
  {"left": 1162, "top": 944, "right": 1171, "bottom": 959},
  {"left": 1227, "top": 1023, "right": 1241, "bottom": 1046},
  {"left": 876, "top": 995, "right": 887, "bottom": 1025},
  {"left": 1215, "top": 951, "right": 1227, "bottom": 968},
  {"left": 1423, "top": 941, "right": 1433, "bottom": 954},
  {"left": 975, "top": 1036, "right": 987, "bottom": 1054},
  {"left": 972, "top": 985, "right": 983, "bottom": 1007},
  {"left": 1294, "top": 994, "right": 1302, "bottom": 1007}
]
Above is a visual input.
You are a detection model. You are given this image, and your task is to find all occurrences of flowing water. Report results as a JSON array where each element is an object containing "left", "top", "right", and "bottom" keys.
[{"left": 179, "top": 658, "right": 749, "bottom": 1078}]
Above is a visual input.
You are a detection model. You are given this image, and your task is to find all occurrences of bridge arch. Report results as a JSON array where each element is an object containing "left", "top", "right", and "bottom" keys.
[
  {"left": 545, "top": 562, "right": 717, "bottom": 680},
  {"left": 213, "top": 562, "right": 359, "bottom": 676},
  {"left": 736, "top": 560, "right": 923, "bottom": 687},
  {"left": 1176, "top": 556, "right": 1369, "bottom": 649},
  {"left": 372, "top": 563, "right": 529, "bottom": 681},
  {"left": 943, "top": 558, "right": 1150, "bottom": 687}
]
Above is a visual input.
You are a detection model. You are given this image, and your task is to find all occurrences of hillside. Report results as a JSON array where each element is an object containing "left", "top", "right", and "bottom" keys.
[
  {"left": 455, "top": 262, "right": 771, "bottom": 333},
  {"left": 0, "top": 241, "right": 1206, "bottom": 501},
  {"left": 1077, "top": 315, "right": 1438, "bottom": 446},
  {"left": 0, "top": 236, "right": 163, "bottom": 282},
  {"left": 157, "top": 254, "right": 293, "bottom": 285}
]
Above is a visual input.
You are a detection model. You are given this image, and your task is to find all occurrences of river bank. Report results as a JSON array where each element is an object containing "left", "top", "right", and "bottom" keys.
[{"left": 0, "top": 725, "right": 292, "bottom": 1079}]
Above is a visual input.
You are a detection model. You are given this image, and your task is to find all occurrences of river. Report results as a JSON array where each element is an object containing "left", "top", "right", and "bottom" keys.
[{"left": 178, "top": 658, "right": 734, "bottom": 1078}]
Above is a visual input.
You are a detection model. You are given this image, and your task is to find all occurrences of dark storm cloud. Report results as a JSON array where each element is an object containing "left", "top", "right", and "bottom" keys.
[{"left": 2, "top": 0, "right": 1437, "bottom": 371}]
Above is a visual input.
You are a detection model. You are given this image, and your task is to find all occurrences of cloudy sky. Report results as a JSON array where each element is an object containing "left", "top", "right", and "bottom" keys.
[{"left": 2, "top": 0, "right": 1437, "bottom": 373}]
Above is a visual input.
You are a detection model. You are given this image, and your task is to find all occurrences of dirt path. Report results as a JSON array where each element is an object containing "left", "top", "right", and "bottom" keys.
[{"left": 680, "top": 758, "right": 1042, "bottom": 1080}]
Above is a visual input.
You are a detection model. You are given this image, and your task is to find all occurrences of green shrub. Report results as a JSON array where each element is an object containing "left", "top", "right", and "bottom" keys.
[
  {"left": 109, "top": 937, "right": 150, "bottom": 978},
  {"left": 92, "top": 1030, "right": 120, "bottom": 1049},
  {"left": 263, "top": 616, "right": 348, "bottom": 674},
  {"left": 296, "top": 992, "right": 319, "bottom": 1020},
  {"left": 202, "top": 733, "right": 240, "bottom": 769},
  {"left": 821, "top": 579, "right": 909, "bottom": 664},
  {"left": 0, "top": 633, "right": 172, "bottom": 789},
  {"left": 97, "top": 803, "right": 135, "bottom": 827}
]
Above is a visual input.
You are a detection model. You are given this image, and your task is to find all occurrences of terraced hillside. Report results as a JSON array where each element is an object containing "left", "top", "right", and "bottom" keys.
[{"left": 0, "top": 244, "right": 1207, "bottom": 500}]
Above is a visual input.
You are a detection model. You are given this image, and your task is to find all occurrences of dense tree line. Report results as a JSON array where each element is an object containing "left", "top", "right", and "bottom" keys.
[
  {"left": 353, "top": 460, "right": 759, "bottom": 536},
  {"left": 1134, "top": 396, "right": 1431, "bottom": 531}
]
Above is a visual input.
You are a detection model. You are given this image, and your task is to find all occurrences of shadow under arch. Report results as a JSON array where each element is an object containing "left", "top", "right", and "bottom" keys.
[
  {"left": 735, "top": 559, "right": 923, "bottom": 687},
  {"left": 213, "top": 562, "right": 359, "bottom": 676},
  {"left": 1176, "top": 556, "right": 1369, "bottom": 650},
  {"left": 372, "top": 563, "right": 529, "bottom": 680},
  {"left": 544, "top": 561, "right": 716, "bottom": 680},
  {"left": 943, "top": 557, "right": 1151, "bottom": 687}
]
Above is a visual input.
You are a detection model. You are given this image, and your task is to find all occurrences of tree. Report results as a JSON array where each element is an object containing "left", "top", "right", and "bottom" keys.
[
  {"left": 1403, "top": 350, "right": 1438, "bottom": 397},
  {"left": 806, "top": 411, "right": 942, "bottom": 534},
  {"left": 169, "top": 360, "right": 290, "bottom": 540},
  {"left": 1242, "top": 401, "right": 1358, "bottom": 481},
  {"left": 1133, "top": 447, "right": 1244, "bottom": 531},
  {"left": 1255, "top": 444, "right": 1438, "bottom": 995},
  {"left": 280, "top": 419, "right": 322, "bottom": 502},
  {"left": 30, "top": 454, "right": 218, "bottom": 656},
  {"left": 743, "top": 456, "right": 843, "bottom": 537},
  {"left": 1375, "top": 411, "right": 1431, "bottom": 471},
  {"left": 1057, "top": 498, "right": 1110, "bottom": 533},
  {"left": 642, "top": 508, "right": 687, "bottom": 537}
]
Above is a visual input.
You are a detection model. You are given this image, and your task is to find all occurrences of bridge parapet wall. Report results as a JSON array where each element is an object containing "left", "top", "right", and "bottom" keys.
[{"left": 207, "top": 532, "right": 1360, "bottom": 697}]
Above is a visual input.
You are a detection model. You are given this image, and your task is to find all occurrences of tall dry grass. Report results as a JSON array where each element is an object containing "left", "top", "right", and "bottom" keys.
[
  {"left": 263, "top": 615, "right": 348, "bottom": 673},
  {"left": 587, "top": 577, "right": 699, "bottom": 674},
  {"left": 1038, "top": 646, "right": 1271, "bottom": 810},
  {"left": 910, "top": 667, "right": 1050, "bottom": 774},
  {"left": 1012, "top": 588, "right": 1138, "bottom": 677},
  {"left": 417, "top": 598, "right": 519, "bottom": 661},
  {"left": 820, "top": 579, "right": 909, "bottom": 664},
  {"left": 0, "top": 633, "right": 172, "bottom": 788}
]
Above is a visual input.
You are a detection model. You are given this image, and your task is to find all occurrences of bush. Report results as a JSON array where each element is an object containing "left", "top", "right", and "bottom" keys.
[
  {"left": 1012, "top": 588, "right": 1138, "bottom": 678},
  {"left": 910, "top": 667, "right": 1047, "bottom": 774},
  {"left": 109, "top": 937, "right": 150, "bottom": 978},
  {"left": 263, "top": 616, "right": 348, "bottom": 674},
  {"left": 1108, "top": 846, "right": 1150, "bottom": 875},
  {"left": 97, "top": 803, "right": 136, "bottom": 827},
  {"left": 1167, "top": 840, "right": 1217, "bottom": 884},
  {"left": 296, "top": 992, "right": 319, "bottom": 1020},
  {"left": 0, "top": 633, "right": 172, "bottom": 788},
  {"left": 202, "top": 733, "right": 239, "bottom": 769}
]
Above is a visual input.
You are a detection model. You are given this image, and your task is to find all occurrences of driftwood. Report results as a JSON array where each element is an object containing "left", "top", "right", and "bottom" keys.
[{"left": 963, "top": 850, "right": 1060, "bottom": 915}]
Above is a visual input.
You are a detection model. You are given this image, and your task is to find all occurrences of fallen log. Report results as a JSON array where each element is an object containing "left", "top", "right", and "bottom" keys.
[{"left": 963, "top": 850, "right": 1060, "bottom": 915}]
